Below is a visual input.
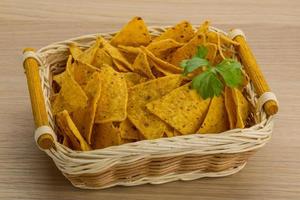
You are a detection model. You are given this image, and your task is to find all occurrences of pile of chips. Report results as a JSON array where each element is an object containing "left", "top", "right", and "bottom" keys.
[{"left": 51, "top": 17, "right": 250, "bottom": 151}]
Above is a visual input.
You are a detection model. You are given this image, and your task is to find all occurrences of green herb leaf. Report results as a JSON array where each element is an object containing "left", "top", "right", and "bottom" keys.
[
  {"left": 182, "top": 57, "right": 209, "bottom": 75},
  {"left": 215, "top": 59, "right": 243, "bottom": 88},
  {"left": 196, "top": 45, "right": 208, "bottom": 58},
  {"left": 191, "top": 69, "right": 224, "bottom": 99}
]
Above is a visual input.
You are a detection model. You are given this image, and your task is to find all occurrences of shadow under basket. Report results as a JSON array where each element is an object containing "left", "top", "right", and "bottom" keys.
[{"left": 22, "top": 26, "right": 278, "bottom": 189}]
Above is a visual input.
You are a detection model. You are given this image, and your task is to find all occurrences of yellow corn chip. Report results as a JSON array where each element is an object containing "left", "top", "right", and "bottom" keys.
[
  {"left": 113, "top": 60, "right": 131, "bottom": 72},
  {"left": 127, "top": 75, "right": 182, "bottom": 139},
  {"left": 198, "top": 95, "right": 229, "bottom": 134},
  {"left": 123, "top": 72, "right": 148, "bottom": 88},
  {"left": 73, "top": 60, "right": 99, "bottom": 87},
  {"left": 197, "top": 20, "right": 210, "bottom": 34},
  {"left": 164, "top": 125, "right": 174, "bottom": 137},
  {"left": 205, "top": 43, "right": 218, "bottom": 63},
  {"left": 92, "top": 48, "right": 113, "bottom": 69},
  {"left": 224, "top": 87, "right": 237, "bottom": 129},
  {"left": 119, "top": 119, "right": 140, "bottom": 140},
  {"left": 232, "top": 88, "right": 249, "bottom": 128},
  {"left": 52, "top": 66, "right": 88, "bottom": 114},
  {"left": 118, "top": 45, "right": 141, "bottom": 64},
  {"left": 100, "top": 37, "right": 133, "bottom": 71},
  {"left": 69, "top": 44, "right": 83, "bottom": 60},
  {"left": 56, "top": 110, "right": 91, "bottom": 151},
  {"left": 62, "top": 135, "right": 72, "bottom": 149},
  {"left": 110, "top": 17, "right": 151, "bottom": 47},
  {"left": 71, "top": 72, "right": 102, "bottom": 144},
  {"left": 153, "top": 21, "right": 195, "bottom": 43},
  {"left": 132, "top": 51, "right": 155, "bottom": 79},
  {"left": 53, "top": 55, "right": 74, "bottom": 86},
  {"left": 142, "top": 46, "right": 182, "bottom": 75},
  {"left": 146, "top": 84, "right": 211, "bottom": 135},
  {"left": 92, "top": 123, "right": 122, "bottom": 149},
  {"left": 95, "top": 65, "right": 128, "bottom": 123},
  {"left": 146, "top": 39, "right": 183, "bottom": 60},
  {"left": 169, "top": 32, "right": 205, "bottom": 66}
]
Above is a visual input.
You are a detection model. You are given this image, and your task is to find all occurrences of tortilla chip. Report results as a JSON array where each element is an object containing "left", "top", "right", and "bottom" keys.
[
  {"left": 169, "top": 32, "right": 205, "bottom": 66},
  {"left": 110, "top": 17, "right": 151, "bottom": 47},
  {"left": 53, "top": 56, "right": 73, "bottom": 86},
  {"left": 69, "top": 44, "right": 83, "bottom": 60},
  {"left": 62, "top": 135, "right": 72, "bottom": 149},
  {"left": 120, "top": 138, "right": 137, "bottom": 144},
  {"left": 123, "top": 72, "right": 148, "bottom": 88},
  {"left": 197, "top": 20, "right": 210, "bottom": 34},
  {"left": 206, "top": 31, "right": 239, "bottom": 47},
  {"left": 132, "top": 51, "right": 155, "bottom": 79},
  {"left": 198, "top": 95, "right": 229, "bottom": 134},
  {"left": 71, "top": 72, "right": 102, "bottom": 144},
  {"left": 56, "top": 110, "right": 91, "bottom": 151},
  {"left": 173, "top": 129, "right": 182, "bottom": 136},
  {"left": 100, "top": 37, "right": 133, "bottom": 71},
  {"left": 142, "top": 47, "right": 182, "bottom": 75},
  {"left": 127, "top": 75, "right": 182, "bottom": 139},
  {"left": 153, "top": 21, "right": 195, "bottom": 43},
  {"left": 52, "top": 66, "right": 88, "bottom": 114},
  {"left": 70, "top": 39, "right": 100, "bottom": 64},
  {"left": 92, "top": 48, "right": 113, "bottom": 69},
  {"left": 118, "top": 45, "right": 141, "bottom": 64},
  {"left": 95, "top": 65, "right": 128, "bottom": 123},
  {"left": 232, "top": 88, "right": 249, "bottom": 128},
  {"left": 205, "top": 43, "right": 218, "bottom": 63},
  {"left": 224, "top": 87, "right": 237, "bottom": 129},
  {"left": 146, "top": 39, "right": 183, "bottom": 60},
  {"left": 92, "top": 122, "right": 122, "bottom": 149},
  {"left": 146, "top": 84, "right": 211, "bottom": 135},
  {"left": 119, "top": 119, "right": 140, "bottom": 140},
  {"left": 73, "top": 60, "right": 99, "bottom": 87},
  {"left": 164, "top": 125, "right": 174, "bottom": 137}
]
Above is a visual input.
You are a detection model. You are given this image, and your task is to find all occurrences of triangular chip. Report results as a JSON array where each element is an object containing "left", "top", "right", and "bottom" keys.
[
  {"left": 198, "top": 95, "right": 229, "bottom": 134},
  {"left": 232, "top": 88, "right": 249, "bottom": 128},
  {"left": 92, "top": 123, "right": 122, "bottom": 149},
  {"left": 146, "top": 84, "right": 211, "bottom": 135},
  {"left": 146, "top": 39, "right": 183, "bottom": 60},
  {"left": 56, "top": 110, "right": 91, "bottom": 151},
  {"left": 100, "top": 37, "right": 133, "bottom": 71},
  {"left": 69, "top": 44, "right": 83, "bottom": 60},
  {"left": 62, "top": 135, "right": 72, "bottom": 149},
  {"left": 169, "top": 32, "right": 205, "bottom": 66},
  {"left": 95, "top": 65, "right": 128, "bottom": 123},
  {"left": 71, "top": 72, "right": 102, "bottom": 144},
  {"left": 92, "top": 48, "right": 113, "bottom": 69},
  {"left": 119, "top": 119, "right": 140, "bottom": 140},
  {"left": 204, "top": 43, "right": 218, "bottom": 63},
  {"left": 224, "top": 87, "right": 237, "bottom": 129},
  {"left": 70, "top": 39, "right": 100, "bottom": 64},
  {"left": 110, "top": 17, "right": 151, "bottom": 47},
  {"left": 118, "top": 45, "right": 141, "bottom": 64},
  {"left": 123, "top": 72, "right": 148, "bottom": 88},
  {"left": 163, "top": 125, "right": 174, "bottom": 137},
  {"left": 52, "top": 66, "right": 88, "bottom": 114},
  {"left": 153, "top": 21, "right": 195, "bottom": 43},
  {"left": 127, "top": 75, "right": 182, "bottom": 139},
  {"left": 73, "top": 60, "right": 99, "bottom": 87},
  {"left": 142, "top": 46, "right": 182, "bottom": 75},
  {"left": 132, "top": 51, "right": 155, "bottom": 79},
  {"left": 53, "top": 55, "right": 73, "bottom": 86}
]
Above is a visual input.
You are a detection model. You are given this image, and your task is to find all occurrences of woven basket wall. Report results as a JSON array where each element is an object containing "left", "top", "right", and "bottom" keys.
[{"left": 32, "top": 26, "right": 274, "bottom": 189}]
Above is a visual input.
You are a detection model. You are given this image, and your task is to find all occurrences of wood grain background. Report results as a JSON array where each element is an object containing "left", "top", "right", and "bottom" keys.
[{"left": 0, "top": 0, "right": 299, "bottom": 199}]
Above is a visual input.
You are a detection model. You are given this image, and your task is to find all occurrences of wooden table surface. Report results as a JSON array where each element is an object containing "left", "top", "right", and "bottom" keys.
[{"left": 1, "top": 0, "right": 299, "bottom": 199}]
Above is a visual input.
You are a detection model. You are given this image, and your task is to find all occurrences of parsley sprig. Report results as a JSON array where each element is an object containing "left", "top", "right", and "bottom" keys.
[{"left": 180, "top": 45, "right": 243, "bottom": 99}]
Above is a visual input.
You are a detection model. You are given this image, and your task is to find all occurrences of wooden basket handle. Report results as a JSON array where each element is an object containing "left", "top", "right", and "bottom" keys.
[
  {"left": 229, "top": 29, "right": 279, "bottom": 116},
  {"left": 23, "top": 48, "right": 56, "bottom": 150}
]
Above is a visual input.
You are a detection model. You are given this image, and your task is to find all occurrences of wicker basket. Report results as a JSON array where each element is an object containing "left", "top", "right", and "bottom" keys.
[{"left": 22, "top": 25, "right": 278, "bottom": 189}]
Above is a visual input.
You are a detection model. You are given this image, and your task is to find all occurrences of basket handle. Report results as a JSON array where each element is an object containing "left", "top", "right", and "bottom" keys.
[
  {"left": 229, "top": 29, "right": 279, "bottom": 116},
  {"left": 23, "top": 48, "right": 56, "bottom": 150}
]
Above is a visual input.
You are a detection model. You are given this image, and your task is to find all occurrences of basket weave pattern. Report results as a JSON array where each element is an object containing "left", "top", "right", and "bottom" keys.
[{"left": 33, "top": 26, "right": 274, "bottom": 189}]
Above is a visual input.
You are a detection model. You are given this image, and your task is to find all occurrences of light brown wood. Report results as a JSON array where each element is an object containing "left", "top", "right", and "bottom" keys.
[
  {"left": 233, "top": 35, "right": 279, "bottom": 115},
  {"left": 0, "top": 0, "right": 299, "bottom": 199},
  {"left": 23, "top": 48, "right": 55, "bottom": 149}
]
